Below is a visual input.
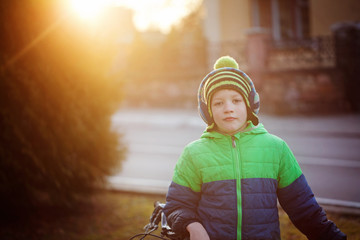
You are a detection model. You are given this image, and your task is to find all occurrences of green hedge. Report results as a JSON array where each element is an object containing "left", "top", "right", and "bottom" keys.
[{"left": 0, "top": 0, "right": 126, "bottom": 208}]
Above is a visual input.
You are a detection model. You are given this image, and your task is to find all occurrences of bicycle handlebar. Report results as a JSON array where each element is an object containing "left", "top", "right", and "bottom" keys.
[{"left": 129, "top": 201, "right": 187, "bottom": 240}]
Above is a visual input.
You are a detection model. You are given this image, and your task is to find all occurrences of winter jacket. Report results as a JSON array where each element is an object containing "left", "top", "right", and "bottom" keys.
[{"left": 163, "top": 123, "right": 346, "bottom": 240}]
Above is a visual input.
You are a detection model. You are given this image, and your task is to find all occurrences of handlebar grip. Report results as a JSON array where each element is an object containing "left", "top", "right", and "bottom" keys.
[{"left": 154, "top": 201, "right": 165, "bottom": 208}]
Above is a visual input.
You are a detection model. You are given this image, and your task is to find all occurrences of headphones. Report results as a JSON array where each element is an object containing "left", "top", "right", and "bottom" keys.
[{"left": 197, "top": 67, "right": 260, "bottom": 125}]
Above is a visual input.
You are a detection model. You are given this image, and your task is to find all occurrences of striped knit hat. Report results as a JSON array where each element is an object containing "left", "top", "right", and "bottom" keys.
[{"left": 198, "top": 56, "right": 260, "bottom": 130}]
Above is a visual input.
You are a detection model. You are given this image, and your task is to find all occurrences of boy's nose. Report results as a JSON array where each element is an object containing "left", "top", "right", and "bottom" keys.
[{"left": 224, "top": 101, "right": 234, "bottom": 112}]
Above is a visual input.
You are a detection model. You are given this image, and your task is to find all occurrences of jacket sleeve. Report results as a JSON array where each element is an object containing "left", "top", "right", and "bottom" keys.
[
  {"left": 163, "top": 146, "right": 202, "bottom": 236},
  {"left": 277, "top": 142, "right": 346, "bottom": 240}
]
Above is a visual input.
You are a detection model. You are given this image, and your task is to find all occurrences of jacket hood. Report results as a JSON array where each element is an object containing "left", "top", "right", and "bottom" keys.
[{"left": 201, "top": 122, "right": 267, "bottom": 140}]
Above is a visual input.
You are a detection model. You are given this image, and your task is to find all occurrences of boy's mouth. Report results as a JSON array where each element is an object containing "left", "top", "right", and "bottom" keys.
[{"left": 224, "top": 117, "right": 236, "bottom": 121}]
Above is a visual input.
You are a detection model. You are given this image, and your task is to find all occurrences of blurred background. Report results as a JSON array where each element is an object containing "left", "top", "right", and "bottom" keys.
[
  {"left": 1, "top": 0, "right": 360, "bottom": 223},
  {"left": 111, "top": 0, "right": 360, "bottom": 114}
]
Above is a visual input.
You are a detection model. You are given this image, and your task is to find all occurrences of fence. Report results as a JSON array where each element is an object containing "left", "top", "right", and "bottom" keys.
[
  {"left": 242, "top": 32, "right": 356, "bottom": 114},
  {"left": 267, "top": 36, "right": 336, "bottom": 71}
]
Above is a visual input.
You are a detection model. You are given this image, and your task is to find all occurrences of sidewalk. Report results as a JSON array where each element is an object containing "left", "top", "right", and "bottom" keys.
[
  {"left": 114, "top": 107, "right": 360, "bottom": 135},
  {"left": 260, "top": 113, "right": 360, "bottom": 137}
]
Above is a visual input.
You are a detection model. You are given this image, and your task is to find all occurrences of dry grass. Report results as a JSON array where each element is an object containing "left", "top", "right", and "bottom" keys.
[{"left": 0, "top": 190, "right": 359, "bottom": 240}]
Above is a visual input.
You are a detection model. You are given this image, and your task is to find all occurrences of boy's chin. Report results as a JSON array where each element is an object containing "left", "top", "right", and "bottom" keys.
[
  {"left": 217, "top": 123, "right": 248, "bottom": 135},
  {"left": 217, "top": 127, "right": 240, "bottom": 135}
]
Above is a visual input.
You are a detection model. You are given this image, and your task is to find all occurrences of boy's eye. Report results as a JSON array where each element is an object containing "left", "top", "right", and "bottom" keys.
[
  {"left": 233, "top": 99, "right": 242, "bottom": 104},
  {"left": 213, "top": 101, "right": 222, "bottom": 107}
]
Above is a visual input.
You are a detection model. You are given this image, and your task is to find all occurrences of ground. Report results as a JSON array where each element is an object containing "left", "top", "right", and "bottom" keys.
[{"left": 0, "top": 190, "right": 359, "bottom": 240}]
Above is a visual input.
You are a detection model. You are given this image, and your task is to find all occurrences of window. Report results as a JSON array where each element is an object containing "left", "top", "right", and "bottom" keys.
[{"left": 252, "top": 0, "right": 310, "bottom": 40}]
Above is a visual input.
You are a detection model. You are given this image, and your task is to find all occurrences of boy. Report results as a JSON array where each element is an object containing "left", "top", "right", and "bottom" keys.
[{"left": 163, "top": 56, "right": 346, "bottom": 240}]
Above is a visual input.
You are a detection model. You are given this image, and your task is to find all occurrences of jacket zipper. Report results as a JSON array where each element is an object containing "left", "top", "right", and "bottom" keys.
[
  {"left": 231, "top": 135, "right": 242, "bottom": 240},
  {"left": 232, "top": 136, "right": 237, "bottom": 148}
]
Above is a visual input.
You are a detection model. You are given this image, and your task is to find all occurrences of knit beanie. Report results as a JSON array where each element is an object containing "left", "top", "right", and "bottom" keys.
[{"left": 198, "top": 56, "right": 260, "bottom": 130}]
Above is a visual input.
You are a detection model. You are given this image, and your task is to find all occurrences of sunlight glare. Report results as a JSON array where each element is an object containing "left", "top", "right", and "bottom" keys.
[
  {"left": 69, "top": 0, "right": 202, "bottom": 33},
  {"left": 114, "top": 0, "right": 202, "bottom": 34},
  {"left": 70, "top": 0, "right": 111, "bottom": 20}
]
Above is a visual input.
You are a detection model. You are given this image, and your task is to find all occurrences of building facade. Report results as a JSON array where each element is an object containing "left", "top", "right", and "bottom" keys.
[{"left": 202, "top": 0, "right": 360, "bottom": 113}]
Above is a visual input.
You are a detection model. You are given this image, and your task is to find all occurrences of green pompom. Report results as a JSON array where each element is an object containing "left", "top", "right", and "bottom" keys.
[{"left": 213, "top": 56, "right": 239, "bottom": 70}]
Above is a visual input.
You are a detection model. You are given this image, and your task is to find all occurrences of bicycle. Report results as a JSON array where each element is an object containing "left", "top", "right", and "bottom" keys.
[{"left": 129, "top": 201, "right": 187, "bottom": 240}]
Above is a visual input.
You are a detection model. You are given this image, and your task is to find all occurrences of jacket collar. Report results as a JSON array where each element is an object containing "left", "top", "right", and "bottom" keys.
[{"left": 201, "top": 122, "right": 267, "bottom": 140}]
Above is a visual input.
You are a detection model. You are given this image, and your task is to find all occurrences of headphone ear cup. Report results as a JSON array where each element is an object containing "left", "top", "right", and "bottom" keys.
[
  {"left": 198, "top": 101, "right": 212, "bottom": 125},
  {"left": 249, "top": 90, "right": 255, "bottom": 109},
  {"left": 249, "top": 90, "right": 260, "bottom": 114},
  {"left": 237, "top": 69, "right": 260, "bottom": 114}
]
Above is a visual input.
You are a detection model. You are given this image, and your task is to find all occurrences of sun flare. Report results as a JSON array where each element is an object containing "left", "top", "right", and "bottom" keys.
[
  {"left": 115, "top": 0, "right": 201, "bottom": 33},
  {"left": 69, "top": 0, "right": 201, "bottom": 33},
  {"left": 70, "top": 0, "right": 111, "bottom": 20}
]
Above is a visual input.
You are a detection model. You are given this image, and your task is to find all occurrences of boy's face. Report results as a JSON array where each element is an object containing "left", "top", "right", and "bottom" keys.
[{"left": 211, "top": 89, "right": 248, "bottom": 135}]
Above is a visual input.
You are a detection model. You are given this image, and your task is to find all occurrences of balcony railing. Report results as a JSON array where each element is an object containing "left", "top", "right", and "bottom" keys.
[{"left": 267, "top": 36, "right": 336, "bottom": 71}]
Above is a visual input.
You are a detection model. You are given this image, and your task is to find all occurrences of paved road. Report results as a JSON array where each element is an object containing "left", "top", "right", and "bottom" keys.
[{"left": 109, "top": 108, "right": 360, "bottom": 210}]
